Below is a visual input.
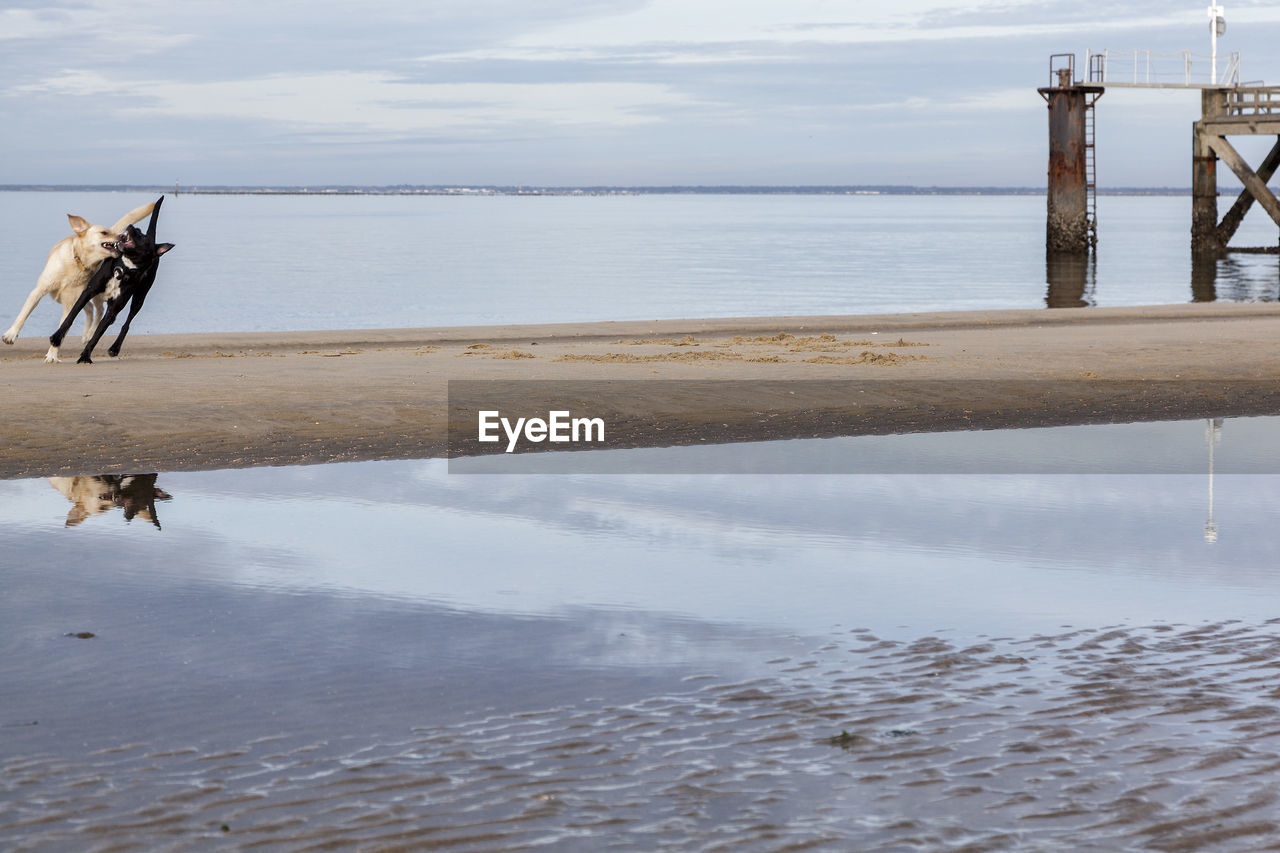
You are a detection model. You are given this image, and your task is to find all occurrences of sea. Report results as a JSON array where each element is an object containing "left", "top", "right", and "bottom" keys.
[
  {"left": 0, "top": 190, "right": 1276, "bottom": 334},
  {"left": 4, "top": 191, "right": 1280, "bottom": 851}
]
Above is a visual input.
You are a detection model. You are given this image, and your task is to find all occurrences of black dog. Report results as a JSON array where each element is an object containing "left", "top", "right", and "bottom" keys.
[{"left": 50, "top": 195, "right": 174, "bottom": 364}]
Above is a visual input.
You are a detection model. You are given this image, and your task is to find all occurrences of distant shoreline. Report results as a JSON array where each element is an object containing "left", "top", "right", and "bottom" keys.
[{"left": 0, "top": 184, "right": 1203, "bottom": 197}]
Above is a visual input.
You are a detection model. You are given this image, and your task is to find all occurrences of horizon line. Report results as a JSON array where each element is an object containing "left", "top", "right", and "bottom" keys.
[{"left": 0, "top": 184, "right": 1203, "bottom": 196}]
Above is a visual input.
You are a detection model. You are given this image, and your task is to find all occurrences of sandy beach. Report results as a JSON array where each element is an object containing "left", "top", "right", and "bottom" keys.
[{"left": 4, "top": 302, "right": 1280, "bottom": 478}]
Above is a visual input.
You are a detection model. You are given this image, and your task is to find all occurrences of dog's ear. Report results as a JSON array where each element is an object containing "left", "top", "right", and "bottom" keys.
[
  {"left": 155, "top": 243, "right": 174, "bottom": 256},
  {"left": 67, "top": 215, "right": 90, "bottom": 235}
]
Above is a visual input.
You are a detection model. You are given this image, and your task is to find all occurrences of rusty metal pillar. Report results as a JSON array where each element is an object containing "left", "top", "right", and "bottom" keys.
[
  {"left": 1039, "top": 70, "right": 1102, "bottom": 255},
  {"left": 1192, "top": 89, "right": 1229, "bottom": 256}
]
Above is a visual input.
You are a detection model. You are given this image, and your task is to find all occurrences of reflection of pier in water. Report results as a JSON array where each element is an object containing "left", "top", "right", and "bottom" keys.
[
  {"left": 47, "top": 474, "right": 172, "bottom": 529},
  {"left": 1047, "top": 253, "right": 1278, "bottom": 307},
  {"left": 1205, "top": 417, "right": 1222, "bottom": 543},
  {"left": 1045, "top": 254, "right": 1097, "bottom": 307},
  {"left": 1192, "top": 253, "right": 1280, "bottom": 303}
]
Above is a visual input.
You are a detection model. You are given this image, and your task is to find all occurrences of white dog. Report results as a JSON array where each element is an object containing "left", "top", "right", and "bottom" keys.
[{"left": 3, "top": 200, "right": 156, "bottom": 362}]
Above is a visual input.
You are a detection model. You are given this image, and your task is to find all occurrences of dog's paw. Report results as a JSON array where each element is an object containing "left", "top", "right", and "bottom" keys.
[
  {"left": 77, "top": 355, "right": 93, "bottom": 365},
  {"left": 1, "top": 331, "right": 15, "bottom": 345},
  {"left": 43, "top": 351, "right": 61, "bottom": 364}
]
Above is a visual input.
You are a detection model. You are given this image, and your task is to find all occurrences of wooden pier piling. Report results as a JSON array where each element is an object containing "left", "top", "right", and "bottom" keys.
[{"left": 1192, "top": 86, "right": 1280, "bottom": 255}]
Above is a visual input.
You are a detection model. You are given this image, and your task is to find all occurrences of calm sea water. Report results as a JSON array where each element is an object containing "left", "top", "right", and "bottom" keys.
[{"left": 0, "top": 191, "right": 1276, "bottom": 335}]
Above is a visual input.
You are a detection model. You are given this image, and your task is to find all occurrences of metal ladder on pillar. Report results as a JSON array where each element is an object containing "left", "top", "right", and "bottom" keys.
[{"left": 1084, "top": 100, "right": 1098, "bottom": 248}]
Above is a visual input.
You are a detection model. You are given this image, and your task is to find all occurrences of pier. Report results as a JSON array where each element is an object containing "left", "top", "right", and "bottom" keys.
[
  {"left": 1191, "top": 86, "right": 1280, "bottom": 254},
  {"left": 1041, "top": 35, "right": 1280, "bottom": 256}
]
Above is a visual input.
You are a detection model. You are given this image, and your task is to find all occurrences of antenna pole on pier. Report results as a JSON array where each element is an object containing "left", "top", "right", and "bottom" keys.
[{"left": 1208, "top": 5, "right": 1225, "bottom": 85}]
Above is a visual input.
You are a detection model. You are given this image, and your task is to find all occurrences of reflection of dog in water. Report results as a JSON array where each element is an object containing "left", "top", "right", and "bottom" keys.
[{"left": 47, "top": 474, "right": 172, "bottom": 528}]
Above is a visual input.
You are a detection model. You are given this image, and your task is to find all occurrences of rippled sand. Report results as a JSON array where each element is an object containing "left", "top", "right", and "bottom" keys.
[{"left": 6, "top": 620, "right": 1280, "bottom": 850}]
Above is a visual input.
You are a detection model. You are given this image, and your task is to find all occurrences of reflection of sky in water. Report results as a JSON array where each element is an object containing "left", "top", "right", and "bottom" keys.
[
  {"left": 3, "top": 417, "right": 1279, "bottom": 639},
  {"left": 147, "top": 471, "right": 1270, "bottom": 633},
  {"left": 4, "top": 416, "right": 1280, "bottom": 755}
]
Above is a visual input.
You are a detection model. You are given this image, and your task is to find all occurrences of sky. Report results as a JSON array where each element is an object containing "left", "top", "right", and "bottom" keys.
[{"left": 1, "top": 1, "right": 1278, "bottom": 187}]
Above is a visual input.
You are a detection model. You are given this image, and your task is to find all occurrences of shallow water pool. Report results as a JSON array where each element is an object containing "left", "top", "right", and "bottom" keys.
[{"left": 3, "top": 417, "right": 1280, "bottom": 849}]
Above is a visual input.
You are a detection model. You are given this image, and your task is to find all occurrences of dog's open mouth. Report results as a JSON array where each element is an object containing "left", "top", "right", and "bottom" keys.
[{"left": 104, "top": 233, "right": 133, "bottom": 257}]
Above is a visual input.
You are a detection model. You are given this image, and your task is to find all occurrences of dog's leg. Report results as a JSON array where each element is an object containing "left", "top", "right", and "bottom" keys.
[
  {"left": 107, "top": 288, "right": 151, "bottom": 358},
  {"left": 106, "top": 252, "right": 168, "bottom": 358},
  {"left": 50, "top": 263, "right": 112, "bottom": 361},
  {"left": 77, "top": 294, "right": 128, "bottom": 364},
  {"left": 81, "top": 297, "right": 101, "bottom": 343},
  {"left": 3, "top": 286, "right": 48, "bottom": 345},
  {"left": 52, "top": 274, "right": 106, "bottom": 351},
  {"left": 44, "top": 303, "right": 80, "bottom": 362}
]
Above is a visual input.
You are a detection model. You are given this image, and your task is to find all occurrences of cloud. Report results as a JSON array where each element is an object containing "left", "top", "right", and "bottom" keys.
[
  {"left": 11, "top": 69, "right": 698, "bottom": 137},
  {"left": 441, "top": 0, "right": 1158, "bottom": 55},
  {"left": 844, "top": 87, "right": 1039, "bottom": 115},
  {"left": 1, "top": 0, "right": 1276, "bottom": 185},
  {"left": 0, "top": 5, "right": 78, "bottom": 40}
]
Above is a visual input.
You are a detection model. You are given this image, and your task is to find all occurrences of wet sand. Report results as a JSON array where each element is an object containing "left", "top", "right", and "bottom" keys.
[
  {"left": 5, "top": 302, "right": 1280, "bottom": 477},
  {"left": 7, "top": 620, "right": 1280, "bottom": 850}
]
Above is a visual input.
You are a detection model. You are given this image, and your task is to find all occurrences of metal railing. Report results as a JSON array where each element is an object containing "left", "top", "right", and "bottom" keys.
[
  {"left": 1086, "top": 48, "right": 1240, "bottom": 87},
  {"left": 1048, "top": 53, "right": 1076, "bottom": 87}
]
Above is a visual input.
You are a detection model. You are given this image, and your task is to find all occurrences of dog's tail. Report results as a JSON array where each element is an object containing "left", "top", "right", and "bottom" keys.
[{"left": 111, "top": 199, "right": 159, "bottom": 234}]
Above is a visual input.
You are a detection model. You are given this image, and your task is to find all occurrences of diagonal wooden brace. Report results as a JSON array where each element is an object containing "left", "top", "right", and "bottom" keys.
[
  {"left": 1207, "top": 135, "right": 1280, "bottom": 232},
  {"left": 1216, "top": 136, "right": 1280, "bottom": 245}
]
